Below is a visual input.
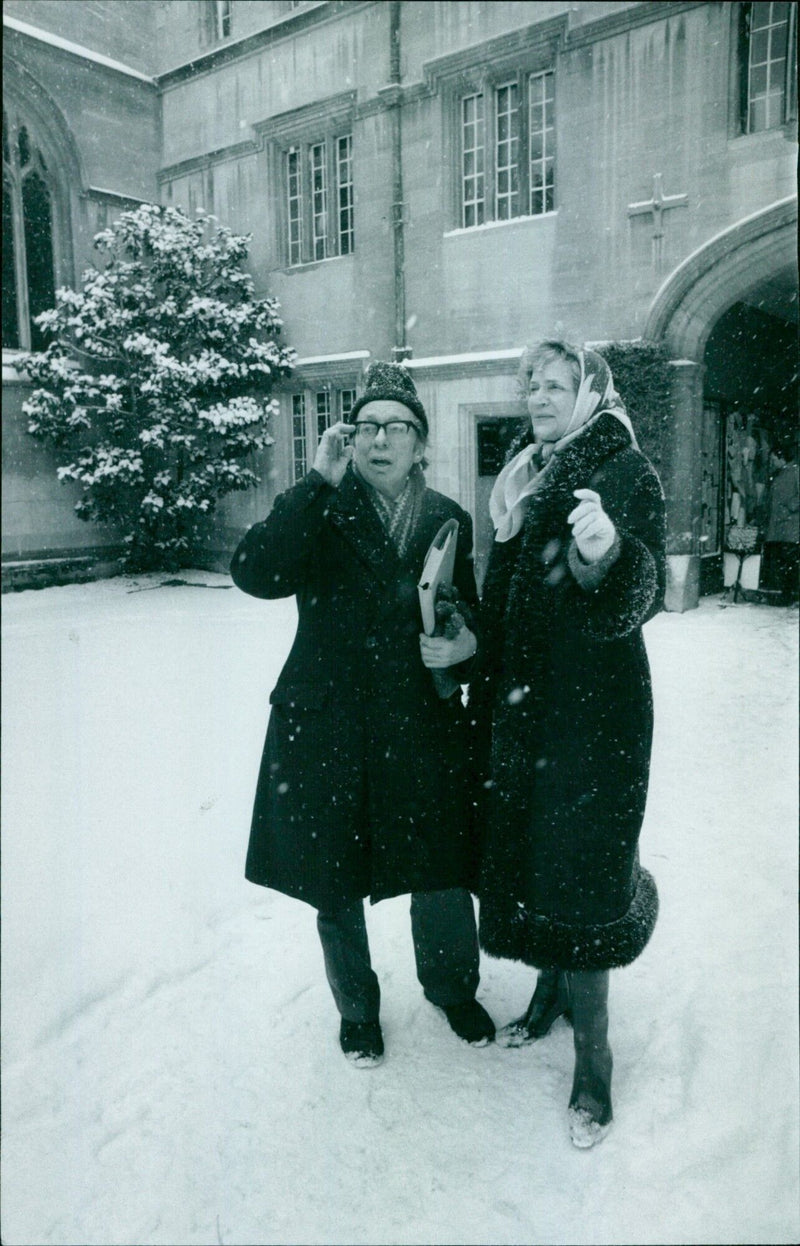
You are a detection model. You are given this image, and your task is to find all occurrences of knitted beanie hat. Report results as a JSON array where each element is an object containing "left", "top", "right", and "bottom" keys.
[{"left": 349, "top": 362, "right": 428, "bottom": 436}]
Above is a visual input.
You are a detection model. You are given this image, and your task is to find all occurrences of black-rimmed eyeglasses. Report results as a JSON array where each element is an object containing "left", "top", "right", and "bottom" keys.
[{"left": 354, "top": 419, "right": 420, "bottom": 442}]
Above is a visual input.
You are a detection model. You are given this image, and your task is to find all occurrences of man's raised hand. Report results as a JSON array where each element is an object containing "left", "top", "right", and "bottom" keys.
[{"left": 313, "top": 422, "right": 356, "bottom": 488}]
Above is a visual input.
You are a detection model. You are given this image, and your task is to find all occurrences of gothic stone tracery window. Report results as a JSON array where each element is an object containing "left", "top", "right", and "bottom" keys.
[{"left": 2, "top": 109, "right": 57, "bottom": 352}]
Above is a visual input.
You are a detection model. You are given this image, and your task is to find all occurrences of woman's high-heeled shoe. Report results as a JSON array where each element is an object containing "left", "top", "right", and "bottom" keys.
[{"left": 496, "top": 968, "right": 572, "bottom": 1047}]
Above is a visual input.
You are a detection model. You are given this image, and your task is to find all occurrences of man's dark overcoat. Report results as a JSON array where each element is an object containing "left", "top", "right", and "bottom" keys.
[
  {"left": 474, "top": 413, "right": 666, "bottom": 971},
  {"left": 231, "top": 466, "right": 479, "bottom": 912}
]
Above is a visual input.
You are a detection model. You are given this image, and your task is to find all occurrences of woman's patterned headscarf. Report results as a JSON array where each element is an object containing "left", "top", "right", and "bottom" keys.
[
  {"left": 490, "top": 345, "right": 638, "bottom": 543},
  {"left": 553, "top": 347, "right": 635, "bottom": 450}
]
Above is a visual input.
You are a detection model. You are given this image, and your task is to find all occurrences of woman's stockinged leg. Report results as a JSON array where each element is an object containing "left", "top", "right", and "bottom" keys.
[{"left": 567, "top": 969, "right": 613, "bottom": 1148}]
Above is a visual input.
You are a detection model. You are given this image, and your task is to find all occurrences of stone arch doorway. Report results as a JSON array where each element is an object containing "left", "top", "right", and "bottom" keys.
[{"left": 643, "top": 196, "right": 798, "bottom": 608}]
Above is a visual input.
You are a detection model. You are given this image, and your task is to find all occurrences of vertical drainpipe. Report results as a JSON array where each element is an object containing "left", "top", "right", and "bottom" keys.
[{"left": 388, "top": 0, "right": 410, "bottom": 361}]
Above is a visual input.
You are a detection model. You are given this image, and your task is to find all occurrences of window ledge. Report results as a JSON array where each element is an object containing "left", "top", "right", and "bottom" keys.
[
  {"left": 3, "top": 14, "right": 155, "bottom": 83},
  {"left": 2, "top": 349, "right": 34, "bottom": 383},
  {"left": 294, "top": 350, "right": 369, "bottom": 368},
  {"left": 728, "top": 123, "right": 797, "bottom": 148},
  {"left": 281, "top": 253, "right": 355, "bottom": 274},
  {"left": 444, "top": 211, "right": 558, "bottom": 238}
]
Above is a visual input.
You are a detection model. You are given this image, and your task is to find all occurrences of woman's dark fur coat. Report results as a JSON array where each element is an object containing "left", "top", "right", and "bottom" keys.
[
  {"left": 230, "top": 466, "right": 480, "bottom": 913},
  {"left": 474, "top": 412, "right": 666, "bottom": 971}
]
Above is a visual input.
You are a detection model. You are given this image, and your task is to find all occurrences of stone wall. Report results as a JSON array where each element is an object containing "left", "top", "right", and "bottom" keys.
[
  {"left": 2, "top": 366, "right": 124, "bottom": 582},
  {"left": 4, "top": 0, "right": 159, "bottom": 75},
  {"left": 2, "top": 5, "right": 159, "bottom": 584},
  {"left": 3, "top": 1, "right": 797, "bottom": 601}
]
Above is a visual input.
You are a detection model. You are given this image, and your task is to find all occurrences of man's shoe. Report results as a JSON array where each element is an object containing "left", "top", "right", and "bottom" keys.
[
  {"left": 440, "top": 1000, "right": 496, "bottom": 1046},
  {"left": 339, "top": 1019, "right": 384, "bottom": 1067}
]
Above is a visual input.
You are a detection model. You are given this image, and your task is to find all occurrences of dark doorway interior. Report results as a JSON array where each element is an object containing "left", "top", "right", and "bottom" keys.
[
  {"left": 701, "top": 268, "right": 798, "bottom": 595},
  {"left": 474, "top": 415, "right": 524, "bottom": 592}
]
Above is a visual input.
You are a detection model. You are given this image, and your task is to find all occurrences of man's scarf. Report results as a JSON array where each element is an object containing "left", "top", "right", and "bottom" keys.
[{"left": 357, "top": 462, "right": 425, "bottom": 560}]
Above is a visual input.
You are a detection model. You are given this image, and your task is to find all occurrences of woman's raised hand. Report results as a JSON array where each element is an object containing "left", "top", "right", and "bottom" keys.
[
  {"left": 568, "top": 488, "right": 616, "bottom": 563},
  {"left": 313, "top": 422, "right": 356, "bottom": 487}
]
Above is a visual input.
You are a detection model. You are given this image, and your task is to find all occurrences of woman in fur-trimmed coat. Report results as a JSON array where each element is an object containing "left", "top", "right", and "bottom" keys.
[{"left": 473, "top": 340, "right": 666, "bottom": 1148}]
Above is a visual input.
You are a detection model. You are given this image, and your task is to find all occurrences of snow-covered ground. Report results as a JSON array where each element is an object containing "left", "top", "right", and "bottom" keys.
[{"left": 2, "top": 574, "right": 798, "bottom": 1246}]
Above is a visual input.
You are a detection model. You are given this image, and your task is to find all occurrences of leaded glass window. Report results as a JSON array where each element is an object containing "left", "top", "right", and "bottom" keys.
[
  {"left": 529, "top": 71, "right": 555, "bottom": 216},
  {"left": 292, "top": 393, "right": 307, "bottom": 481},
  {"left": 310, "top": 142, "right": 328, "bottom": 261},
  {"left": 495, "top": 83, "right": 519, "bottom": 221},
  {"left": 746, "top": 1, "right": 794, "bottom": 132},
  {"left": 458, "top": 70, "right": 555, "bottom": 228},
  {"left": 337, "top": 135, "right": 354, "bottom": 256},
  {"left": 286, "top": 148, "right": 302, "bottom": 267},
  {"left": 315, "top": 390, "right": 332, "bottom": 440},
  {"left": 461, "top": 93, "right": 485, "bottom": 228}
]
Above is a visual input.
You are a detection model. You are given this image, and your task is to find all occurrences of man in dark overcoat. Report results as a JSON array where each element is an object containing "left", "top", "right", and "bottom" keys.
[{"left": 231, "top": 363, "right": 495, "bottom": 1065}]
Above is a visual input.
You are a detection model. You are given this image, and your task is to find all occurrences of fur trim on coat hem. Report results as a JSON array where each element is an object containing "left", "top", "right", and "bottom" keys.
[{"left": 479, "top": 868, "right": 659, "bottom": 971}]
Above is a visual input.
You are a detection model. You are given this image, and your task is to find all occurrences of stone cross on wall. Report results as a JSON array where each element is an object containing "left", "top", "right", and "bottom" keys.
[{"left": 628, "top": 173, "right": 688, "bottom": 270}]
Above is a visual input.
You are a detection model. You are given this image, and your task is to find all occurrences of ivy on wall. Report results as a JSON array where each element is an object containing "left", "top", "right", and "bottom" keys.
[{"left": 593, "top": 341, "right": 674, "bottom": 476}]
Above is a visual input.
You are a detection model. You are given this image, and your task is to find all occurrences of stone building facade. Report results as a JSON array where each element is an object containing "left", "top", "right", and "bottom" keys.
[{"left": 3, "top": 1, "right": 797, "bottom": 604}]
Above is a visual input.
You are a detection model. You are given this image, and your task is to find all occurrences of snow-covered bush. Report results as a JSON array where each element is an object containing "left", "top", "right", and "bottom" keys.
[{"left": 22, "top": 204, "right": 295, "bottom": 571}]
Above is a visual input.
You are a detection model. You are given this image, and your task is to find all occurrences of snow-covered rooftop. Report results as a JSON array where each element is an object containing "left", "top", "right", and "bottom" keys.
[{"left": 3, "top": 15, "right": 155, "bottom": 83}]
